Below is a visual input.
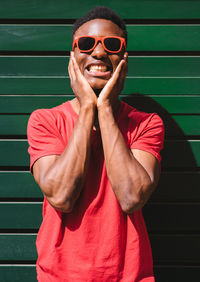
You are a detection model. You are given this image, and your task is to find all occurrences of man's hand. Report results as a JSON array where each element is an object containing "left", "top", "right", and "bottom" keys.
[
  {"left": 69, "top": 51, "right": 128, "bottom": 111},
  {"left": 68, "top": 52, "right": 97, "bottom": 108},
  {"left": 97, "top": 53, "right": 128, "bottom": 108}
]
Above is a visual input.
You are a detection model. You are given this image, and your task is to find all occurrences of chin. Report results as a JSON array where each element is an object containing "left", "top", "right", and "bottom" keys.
[
  {"left": 88, "top": 78, "right": 108, "bottom": 90},
  {"left": 93, "top": 89, "right": 102, "bottom": 97}
]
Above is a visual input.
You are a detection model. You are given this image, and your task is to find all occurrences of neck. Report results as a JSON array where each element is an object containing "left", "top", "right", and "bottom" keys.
[{"left": 70, "top": 97, "right": 120, "bottom": 123}]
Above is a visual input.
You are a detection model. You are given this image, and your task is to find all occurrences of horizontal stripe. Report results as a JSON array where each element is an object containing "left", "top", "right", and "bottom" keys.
[
  {"left": 0, "top": 140, "right": 199, "bottom": 168},
  {"left": 154, "top": 266, "right": 200, "bottom": 282},
  {"left": 1, "top": 114, "right": 200, "bottom": 137},
  {"left": 0, "top": 96, "right": 199, "bottom": 114},
  {"left": 1, "top": 56, "right": 200, "bottom": 77},
  {"left": 1, "top": 0, "right": 200, "bottom": 19},
  {"left": 0, "top": 77, "right": 200, "bottom": 95},
  {"left": 0, "top": 203, "right": 200, "bottom": 232},
  {"left": 0, "top": 265, "right": 36, "bottom": 282},
  {"left": 0, "top": 25, "right": 200, "bottom": 51},
  {"left": 0, "top": 234, "right": 199, "bottom": 263},
  {"left": 151, "top": 235, "right": 200, "bottom": 263},
  {"left": 0, "top": 171, "right": 199, "bottom": 201}
]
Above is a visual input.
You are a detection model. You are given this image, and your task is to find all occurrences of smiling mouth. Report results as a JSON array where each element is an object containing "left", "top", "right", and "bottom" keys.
[
  {"left": 87, "top": 65, "right": 110, "bottom": 72},
  {"left": 86, "top": 64, "right": 112, "bottom": 73}
]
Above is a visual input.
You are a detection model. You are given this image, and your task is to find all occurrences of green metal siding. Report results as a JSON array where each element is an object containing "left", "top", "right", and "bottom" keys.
[{"left": 0, "top": 1, "right": 199, "bottom": 281}]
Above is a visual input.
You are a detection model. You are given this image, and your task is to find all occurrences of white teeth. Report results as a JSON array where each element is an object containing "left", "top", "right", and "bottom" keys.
[{"left": 89, "top": 65, "right": 108, "bottom": 72}]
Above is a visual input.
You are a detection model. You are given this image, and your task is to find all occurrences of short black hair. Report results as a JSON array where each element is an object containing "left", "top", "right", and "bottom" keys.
[{"left": 72, "top": 6, "right": 127, "bottom": 44}]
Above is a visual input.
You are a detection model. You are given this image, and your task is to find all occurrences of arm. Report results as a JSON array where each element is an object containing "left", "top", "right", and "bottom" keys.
[
  {"left": 97, "top": 54, "right": 162, "bottom": 213},
  {"left": 98, "top": 105, "right": 160, "bottom": 213},
  {"left": 32, "top": 52, "right": 97, "bottom": 213}
]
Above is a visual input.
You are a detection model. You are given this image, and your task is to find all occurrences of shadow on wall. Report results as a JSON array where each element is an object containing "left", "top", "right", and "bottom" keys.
[
  {"left": 122, "top": 93, "right": 197, "bottom": 183},
  {"left": 122, "top": 94, "right": 199, "bottom": 281}
]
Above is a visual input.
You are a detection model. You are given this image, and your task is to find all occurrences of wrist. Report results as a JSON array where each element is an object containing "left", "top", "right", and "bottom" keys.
[
  {"left": 97, "top": 103, "right": 114, "bottom": 126},
  {"left": 78, "top": 104, "right": 96, "bottom": 128},
  {"left": 79, "top": 95, "right": 97, "bottom": 109},
  {"left": 97, "top": 100, "right": 112, "bottom": 111},
  {"left": 79, "top": 102, "right": 96, "bottom": 115},
  {"left": 97, "top": 99, "right": 120, "bottom": 115}
]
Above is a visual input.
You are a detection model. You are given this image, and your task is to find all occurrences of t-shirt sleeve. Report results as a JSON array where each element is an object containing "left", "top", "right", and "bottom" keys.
[
  {"left": 130, "top": 113, "right": 164, "bottom": 163},
  {"left": 27, "top": 109, "right": 65, "bottom": 172}
]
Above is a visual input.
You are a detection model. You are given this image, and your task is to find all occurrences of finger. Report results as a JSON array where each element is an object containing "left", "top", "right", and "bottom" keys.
[
  {"left": 117, "top": 54, "right": 128, "bottom": 87},
  {"left": 70, "top": 52, "right": 96, "bottom": 100},
  {"left": 110, "top": 59, "right": 125, "bottom": 86},
  {"left": 121, "top": 52, "right": 128, "bottom": 77},
  {"left": 100, "top": 60, "right": 125, "bottom": 97},
  {"left": 70, "top": 51, "right": 83, "bottom": 80},
  {"left": 116, "top": 58, "right": 125, "bottom": 73},
  {"left": 71, "top": 54, "right": 95, "bottom": 94},
  {"left": 68, "top": 60, "right": 74, "bottom": 83},
  {"left": 116, "top": 62, "right": 127, "bottom": 93},
  {"left": 102, "top": 59, "right": 126, "bottom": 98},
  {"left": 68, "top": 52, "right": 75, "bottom": 81},
  {"left": 71, "top": 52, "right": 83, "bottom": 79},
  {"left": 119, "top": 59, "right": 128, "bottom": 83}
]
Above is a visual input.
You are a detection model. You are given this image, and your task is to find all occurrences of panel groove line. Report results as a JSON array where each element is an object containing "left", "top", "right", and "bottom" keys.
[
  {"left": 2, "top": 19, "right": 200, "bottom": 25},
  {"left": 2, "top": 51, "right": 200, "bottom": 56}
]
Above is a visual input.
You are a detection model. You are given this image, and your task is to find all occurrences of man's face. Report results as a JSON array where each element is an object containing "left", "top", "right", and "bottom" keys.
[{"left": 73, "top": 19, "right": 127, "bottom": 90}]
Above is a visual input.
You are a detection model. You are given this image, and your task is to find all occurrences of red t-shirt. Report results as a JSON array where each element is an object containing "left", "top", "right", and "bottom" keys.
[{"left": 27, "top": 101, "right": 164, "bottom": 282}]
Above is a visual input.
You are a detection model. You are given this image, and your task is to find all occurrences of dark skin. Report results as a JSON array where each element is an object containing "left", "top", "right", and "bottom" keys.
[{"left": 33, "top": 19, "right": 160, "bottom": 213}]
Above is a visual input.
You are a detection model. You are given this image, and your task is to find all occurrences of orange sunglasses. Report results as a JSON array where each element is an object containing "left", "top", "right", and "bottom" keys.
[{"left": 72, "top": 36, "right": 126, "bottom": 53}]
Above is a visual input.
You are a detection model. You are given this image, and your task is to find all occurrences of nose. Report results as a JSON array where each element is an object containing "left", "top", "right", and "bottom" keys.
[{"left": 91, "top": 42, "right": 107, "bottom": 59}]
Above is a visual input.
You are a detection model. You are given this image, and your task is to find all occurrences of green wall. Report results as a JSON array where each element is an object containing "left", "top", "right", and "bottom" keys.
[{"left": 0, "top": 1, "right": 200, "bottom": 281}]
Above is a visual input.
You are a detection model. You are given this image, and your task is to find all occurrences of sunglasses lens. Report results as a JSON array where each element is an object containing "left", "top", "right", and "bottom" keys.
[
  {"left": 104, "top": 37, "right": 121, "bottom": 52},
  {"left": 78, "top": 37, "right": 95, "bottom": 51}
]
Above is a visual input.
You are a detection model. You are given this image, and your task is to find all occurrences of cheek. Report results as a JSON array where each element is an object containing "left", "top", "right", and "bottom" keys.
[
  {"left": 112, "top": 59, "right": 121, "bottom": 71},
  {"left": 111, "top": 55, "right": 123, "bottom": 71},
  {"left": 74, "top": 51, "right": 87, "bottom": 73}
]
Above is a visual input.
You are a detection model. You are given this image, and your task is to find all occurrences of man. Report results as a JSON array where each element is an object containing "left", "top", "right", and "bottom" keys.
[{"left": 27, "top": 6, "right": 164, "bottom": 281}]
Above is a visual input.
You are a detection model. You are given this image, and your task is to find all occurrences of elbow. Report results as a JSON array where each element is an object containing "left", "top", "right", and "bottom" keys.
[
  {"left": 39, "top": 176, "right": 78, "bottom": 213},
  {"left": 48, "top": 197, "right": 74, "bottom": 213},
  {"left": 47, "top": 196, "right": 74, "bottom": 213},
  {"left": 120, "top": 180, "right": 153, "bottom": 214},
  {"left": 120, "top": 194, "right": 145, "bottom": 214}
]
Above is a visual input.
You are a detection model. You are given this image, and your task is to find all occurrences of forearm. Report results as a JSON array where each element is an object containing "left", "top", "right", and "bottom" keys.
[
  {"left": 40, "top": 104, "right": 95, "bottom": 212},
  {"left": 98, "top": 104, "right": 153, "bottom": 213}
]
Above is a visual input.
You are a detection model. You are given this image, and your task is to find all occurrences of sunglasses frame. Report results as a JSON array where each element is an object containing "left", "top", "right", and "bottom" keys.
[{"left": 72, "top": 35, "right": 126, "bottom": 53}]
